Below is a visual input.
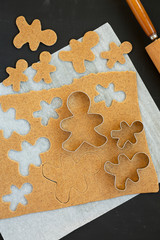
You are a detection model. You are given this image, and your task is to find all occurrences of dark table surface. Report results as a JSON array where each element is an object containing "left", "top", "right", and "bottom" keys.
[{"left": 0, "top": 0, "right": 160, "bottom": 240}]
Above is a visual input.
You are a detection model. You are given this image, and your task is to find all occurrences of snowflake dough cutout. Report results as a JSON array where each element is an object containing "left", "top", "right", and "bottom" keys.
[
  {"left": 2, "top": 183, "right": 33, "bottom": 211},
  {"left": 111, "top": 121, "right": 144, "bottom": 149},
  {"left": 60, "top": 91, "right": 107, "bottom": 152},
  {"left": 42, "top": 152, "right": 101, "bottom": 203},
  {"left": 32, "top": 51, "right": 56, "bottom": 84},
  {"left": 8, "top": 137, "right": 50, "bottom": 176},
  {"left": 33, "top": 97, "right": 62, "bottom": 126},
  {"left": 101, "top": 41, "right": 132, "bottom": 68},
  {"left": 94, "top": 83, "right": 126, "bottom": 107},
  {"left": 59, "top": 31, "right": 99, "bottom": 73},
  {"left": 3, "top": 59, "right": 28, "bottom": 92},
  {"left": 13, "top": 16, "right": 57, "bottom": 51},
  {"left": 104, "top": 153, "right": 149, "bottom": 190}
]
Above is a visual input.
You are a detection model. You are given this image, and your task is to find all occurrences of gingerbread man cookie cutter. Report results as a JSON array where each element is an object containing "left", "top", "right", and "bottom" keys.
[
  {"left": 104, "top": 152, "right": 150, "bottom": 191},
  {"left": 111, "top": 120, "right": 144, "bottom": 149},
  {"left": 60, "top": 91, "right": 107, "bottom": 152}
]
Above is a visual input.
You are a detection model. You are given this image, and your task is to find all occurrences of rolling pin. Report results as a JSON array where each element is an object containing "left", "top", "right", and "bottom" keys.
[{"left": 126, "top": 0, "right": 160, "bottom": 73}]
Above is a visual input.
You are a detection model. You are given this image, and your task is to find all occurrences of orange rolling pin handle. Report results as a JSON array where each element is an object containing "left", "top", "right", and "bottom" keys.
[{"left": 126, "top": 0, "right": 158, "bottom": 40}]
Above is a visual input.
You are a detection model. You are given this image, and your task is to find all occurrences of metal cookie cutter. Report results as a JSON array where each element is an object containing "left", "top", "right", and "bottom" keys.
[
  {"left": 60, "top": 91, "right": 107, "bottom": 152},
  {"left": 111, "top": 120, "right": 144, "bottom": 149},
  {"left": 104, "top": 152, "right": 150, "bottom": 191}
]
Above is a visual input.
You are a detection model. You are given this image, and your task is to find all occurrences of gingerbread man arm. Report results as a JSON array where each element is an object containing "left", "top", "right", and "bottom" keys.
[
  {"left": 3, "top": 75, "right": 12, "bottom": 87},
  {"left": 60, "top": 117, "right": 75, "bottom": 132},
  {"left": 59, "top": 50, "right": 73, "bottom": 62},
  {"left": 63, "top": 136, "right": 82, "bottom": 152}
]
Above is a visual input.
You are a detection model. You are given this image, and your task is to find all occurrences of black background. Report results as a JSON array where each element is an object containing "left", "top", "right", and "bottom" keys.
[{"left": 0, "top": 0, "right": 160, "bottom": 240}]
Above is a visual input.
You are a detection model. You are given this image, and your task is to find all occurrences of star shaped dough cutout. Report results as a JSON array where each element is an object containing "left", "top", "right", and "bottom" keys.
[{"left": 101, "top": 41, "right": 132, "bottom": 68}]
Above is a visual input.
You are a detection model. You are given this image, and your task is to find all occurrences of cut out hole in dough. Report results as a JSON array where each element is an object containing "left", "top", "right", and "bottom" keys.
[
  {"left": 8, "top": 137, "right": 50, "bottom": 176},
  {"left": 33, "top": 97, "right": 62, "bottom": 126},
  {"left": 94, "top": 83, "right": 126, "bottom": 107},
  {"left": 104, "top": 153, "right": 149, "bottom": 190},
  {"left": 60, "top": 91, "right": 107, "bottom": 151},
  {"left": 2, "top": 183, "right": 33, "bottom": 211},
  {"left": 0, "top": 105, "right": 30, "bottom": 138}
]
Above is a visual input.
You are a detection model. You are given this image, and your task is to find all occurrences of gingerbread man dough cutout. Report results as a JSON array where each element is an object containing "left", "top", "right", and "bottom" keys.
[
  {"left": 59, "top": 31, "right": 99, "bottom": 73},
  {"left": 60, "top": 91, "right": 107, "bottom": 151},
  {"left": 43, "top": 152, "right": 102, "bottom": 203},
  {"left": 13, "top": 16, "right": 57, "bottom": 51},
  {"left": 101, "top": 41, "right": 132, "bottom": 68},
  {"left": 32, "top": 51, "right": 56, "bottom": 84},
  {"left": 3, "top": 59, "right": 28, "bottom": 92}
]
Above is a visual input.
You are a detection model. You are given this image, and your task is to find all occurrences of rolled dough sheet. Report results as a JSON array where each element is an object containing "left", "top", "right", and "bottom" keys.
[{"left": 0, "top": 23, "right": 160, "bottom": 240}]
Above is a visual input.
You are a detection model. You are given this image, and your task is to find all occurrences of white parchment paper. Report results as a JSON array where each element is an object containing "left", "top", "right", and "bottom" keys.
[{"left": 0, "top": 23, "right": 160, "bottom": 240}]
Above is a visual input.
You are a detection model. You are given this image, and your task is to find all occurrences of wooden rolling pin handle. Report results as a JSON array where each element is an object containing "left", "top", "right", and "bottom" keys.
[{"left": 126, "top": 0, "right": 158, "bottom": 40}]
